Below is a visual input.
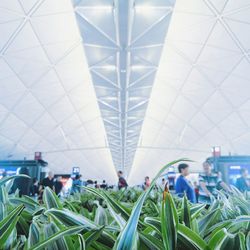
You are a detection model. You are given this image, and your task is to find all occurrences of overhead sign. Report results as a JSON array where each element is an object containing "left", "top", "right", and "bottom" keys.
[{"left": 72, "top": 167, "right": 80, "bottom": 174}]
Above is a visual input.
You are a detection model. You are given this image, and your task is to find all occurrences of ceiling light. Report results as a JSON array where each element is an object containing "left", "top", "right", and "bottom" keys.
[
  {"left": 131, "top": 65, "right": 145, "bottom": 70},
  {"left": 135, "top": 5, "right": 173, "bottom": 14},
  {"left": 75, "top": 6, "right": 113, "bottom": 11},
  {"left": 135, "top": 5, "right": 153, "bottom": 14},
  {"left": 101, "top": 65, "right": 116, "bottom": 70}
]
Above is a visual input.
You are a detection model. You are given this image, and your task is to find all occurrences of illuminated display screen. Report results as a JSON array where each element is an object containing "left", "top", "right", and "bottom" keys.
[
  {"left": 228, "top": 164, "right": 250, "bottom": 185},
  {"left": 72, "top": 167, "right": 80, "bottom": 174},
  {"left": 0, "top": 167, "right": 18, "bottom": 177}
]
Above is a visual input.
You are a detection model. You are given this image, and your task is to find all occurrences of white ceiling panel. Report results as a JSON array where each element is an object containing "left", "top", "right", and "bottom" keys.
[
  {"left": 129, "top": 0, "right": 250, "bottom": 184},
  {"left": 0, "top": 0, "right": 116, "bottom": 182}
]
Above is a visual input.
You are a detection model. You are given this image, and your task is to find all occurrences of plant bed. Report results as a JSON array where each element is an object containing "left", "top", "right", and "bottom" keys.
[{"left": 0, "top": 159, "right": 249, "bottom": 250}]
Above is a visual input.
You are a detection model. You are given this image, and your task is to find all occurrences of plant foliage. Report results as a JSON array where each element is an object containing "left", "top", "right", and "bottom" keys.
[{"left": 0, "top": 160, "right": 249, "bottom": 249}]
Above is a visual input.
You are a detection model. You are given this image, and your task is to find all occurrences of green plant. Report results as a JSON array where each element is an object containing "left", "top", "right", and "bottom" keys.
[{"left": 0, "top": 160, "right": 250, "bottom": 250}]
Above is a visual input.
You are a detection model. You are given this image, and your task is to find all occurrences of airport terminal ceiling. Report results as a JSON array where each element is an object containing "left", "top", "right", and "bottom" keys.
[{"left": 0, "top": 0, "right": 250, "bottom": 183}]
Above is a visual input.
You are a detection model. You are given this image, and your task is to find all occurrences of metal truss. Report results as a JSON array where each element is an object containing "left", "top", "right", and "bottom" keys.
[{"left": 73, "top": 0, "right": 175, "bottom": 174}]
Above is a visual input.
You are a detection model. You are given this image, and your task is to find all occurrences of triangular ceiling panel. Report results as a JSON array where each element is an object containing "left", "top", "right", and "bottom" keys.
[
  {"left": 132, "top": 14, "right": 172, "bottom": 47},
  {"left": 223, "top": 0, "right": 250, "bottom": 13},
  {"left": 76, "top": 8, "right": 116, "bottom": 41},
  {"left": 224, "top": 7, "right": 250, "bottom": 23},
  {"left": 132, "top": 46, "right": 165, "bottom": 66},
  {"left": 208, "top": 0, "right": 228, "bottom": 12},
  {"left": 0, "top": 75, "right": 26, "bottom": 109},
  {"left": 132, "top": 8, "right": 172, "bottom": 40},
  {"left": 18, "top": 0, "right": 40, "bottom": 14},
  {"left": 129, "top": 0, "right": 250, "bottom": 184},
  {"left": 13, "top": 93, "right": 44, "bottom": 125},
  {"left": 0, "top": 0, "right": 117, "bottom": 182},
  {"left": 33, "top": 0, "right": 73, "bottom": 16},
  {"left": 5, "top": 22, "right": 41, "bottom": 52},
  {"left": 0, "top": 19, "right": 23, "bottom": 51},
  {"left": 83, "top": 46, "right": 116, "bottom": 66},
  {"left": 206, "top": 22, "right": 241, "bottom": 52},
  {"left": 42, "top": 41, "right": 79, "bottom": 64},
  {"left": 0, "top": 1, "right": 23, "bottom": 13},
  {"left": 174, "top": 0, "right": 213, "bottom": 15},
  {"left": 75, "top": 13, "right": 117, "bottom": 47},
  {"left": 225, "top": 19, "right": 250, "bottom": 50}
]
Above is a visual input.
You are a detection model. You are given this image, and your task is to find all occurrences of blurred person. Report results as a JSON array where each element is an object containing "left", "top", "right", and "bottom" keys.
[
  {"left": 30, "top": 177, "right": 39, "bottom": 196},
  {"left": 64, "top": 177, "right": 73, "bottom": 195},
  {"left": 117, "top": 170, "right": 128, "bottom": 190},
  {"left": 2, "top": 171, "right": 7, "bottom": 178},
  {"left": 194, "top": 181, "right": 199, "bottom": 203},
  {"left": 54, "top": 176, "right": 63, "bottom": 196},
  {"left": 215, "top": 171, "right": 223, "bottom": 190},
  {"left": 41, "top": 171, "right": 55, "bottom": 190},
  {"left": 81, "top": 176, "right": 87, "bottom": 187},
  {"left": 236, "top": 168, "right": 250, "bottom": 192},
  {"left": 175, "top": 163, "right": 195, "bottom": 203},
  {"left": 94, "top": 180, "right": 100, "bottom": 189},
  {"left": 100, "top": 180, "right": 107, "bottom": 189},
  {"left": 71, "top": 174, "right": 82, "bottom": 193},
  {"left": 143, "top": 176, "right": 151, "bottom": 190},
  {"left": 38, "top": 171, "right": 55, "bottom": 201},
  {"left": 160, "top": 178, "right": 167, "bottom": 191},
  {"left": 11, "top": 167, "right": 31, "bottom": 197},
  {"left": 217, "top": 171, "right": 222, "bottom": 179},
  {"left": 199, "top": 161, "right": 230, "bottom": 203},
  {"left": 86, "top": 179, "right": 94, "bottom": 188}
]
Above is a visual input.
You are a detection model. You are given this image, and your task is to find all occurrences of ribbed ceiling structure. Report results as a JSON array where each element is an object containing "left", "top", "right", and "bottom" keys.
[
  {"left": 73, "top": 0, "right": 175, "bottom": 173},
  {"left": 0, "top": 0, "right": 250, "bottom": 183}
]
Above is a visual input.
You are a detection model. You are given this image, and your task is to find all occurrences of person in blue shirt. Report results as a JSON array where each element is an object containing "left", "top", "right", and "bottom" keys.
[
  {"left": 71, "top": 174, "right": 82, "bottom": 193},
  {"left": 199, "top": 161, "right": 230, "bottom": 203},
  {"left": 175, "top": 163, "right": 195, "bottom": 203},
  {"left": 236, "top": 168, "right": 250, "bottom": 192}
]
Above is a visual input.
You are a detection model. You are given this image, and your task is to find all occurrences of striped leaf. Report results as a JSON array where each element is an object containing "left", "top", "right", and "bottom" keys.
[
  {"left": 0, "top": 175, "right": 30, "bottom": 187},
  {"left": 45, "top": 208, "right": 98, "bottom": 230},
  {"left": 161, "top": 192, "right": 178, "bottom": 250},
  {"left": 43, "top": 187, "right": 63, "bottom": 209},
  {"left": 0, "top": 204, "right": 24, "bottom": 246},
  {"left": 180, "top": 194, "right": 191, "bottom": 228},
  {"left": 208, "top": 228, "right": 237, "bottom": 250},
  {"left": 178, "top": 224, "right": 207, "bottom": 250},
  {"left": 84, "top": 226, "right": 104, "bottom": 249},
  {"left": 29, "top": 226, "right": 84, "bottom": 250},
  {"left": 114, "top": 159, "right": 188, "bottom": 250}
]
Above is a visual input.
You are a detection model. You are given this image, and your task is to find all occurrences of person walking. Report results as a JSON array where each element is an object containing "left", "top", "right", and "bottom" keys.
[
  {"left": 117, "top": 171, "right": 128, "bottom": 190},
  {"left": 39, "top": 171, "right": 55, "bottom": 201},
  {"left": 199, "top": 161, "right": 230, "bottom": 203},
  {"left": 11, "top": 167, "right": 31, "bottom": 197},
  {"left": 236, "top": 168, "right": 250, "bottom": 192},
  {"left": 30, "top": 177, "right": 39, "bottom": 196},
  {"left": 160, "top": 178, "right": 166, "bottom": 191},
  {"left": 54, "top": 176, "right": 63, "bottom": 196},
  {"left": 193, "top": 181, "right": 199, "bottom": 203},
  {"left": 175, "top": 163, "right": 195, "bottom": 203},
  {"left": 100, "top": 180, "right": 107, "bottom": 189},
  {"left": 71, "top": 175, "right": 82, "bottom": 193},
  {"left": 143, "top": 176, "right": 151, "bottom": 190},
  {"left": 41, "top": 171, "right": 55, "bottom": 190}
]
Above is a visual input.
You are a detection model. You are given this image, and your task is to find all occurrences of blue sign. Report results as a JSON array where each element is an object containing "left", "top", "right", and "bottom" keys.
[{"left": 72, "top": 167, "right": 80, "bottom": 174}]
